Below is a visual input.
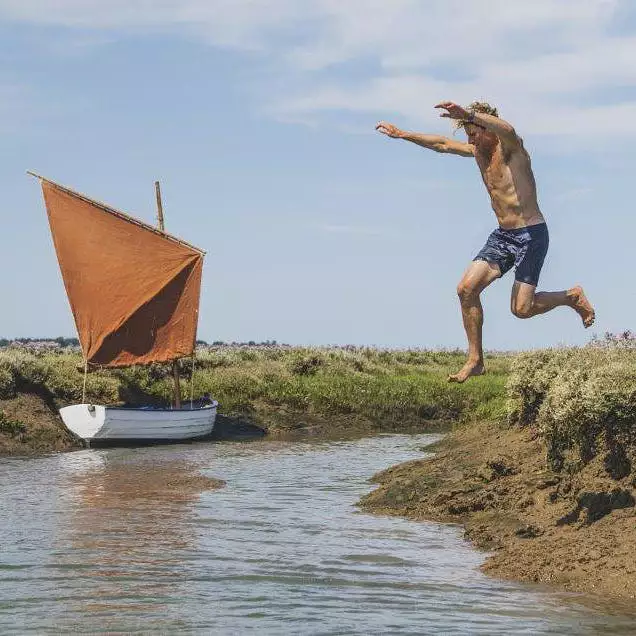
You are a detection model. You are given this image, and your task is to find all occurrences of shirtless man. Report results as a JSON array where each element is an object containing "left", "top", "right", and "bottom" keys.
[{"left": 376, "top": 101, "right": 595, "bottom": 382}]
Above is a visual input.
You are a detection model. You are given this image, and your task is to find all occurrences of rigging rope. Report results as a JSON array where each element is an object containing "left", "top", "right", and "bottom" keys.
[
  {"left": 82, "top": 359, "right": 88, "bottom": 404},
  {"left": 190, "top": 354, "right": 196, "bottom": 409}
]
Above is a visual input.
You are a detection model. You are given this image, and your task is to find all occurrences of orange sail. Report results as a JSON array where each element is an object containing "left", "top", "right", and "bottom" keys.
[{"left": 40, "top": 179, "right": 204, "bottom": 367}]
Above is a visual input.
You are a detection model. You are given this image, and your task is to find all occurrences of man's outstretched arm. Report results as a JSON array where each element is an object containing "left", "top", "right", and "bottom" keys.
[
  {"left": 376, "top": 121, "right": 474, "bottom": 157},
  {"left": 434, "top": 102, "right": 518, "bottom": 146}
]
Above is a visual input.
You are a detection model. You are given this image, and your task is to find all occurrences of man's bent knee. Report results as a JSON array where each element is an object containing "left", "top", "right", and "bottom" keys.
[
  {"left": 457, "top": 282, "right": 480, "bottom": 302},
  {"left": 511, "top": 304, "right": 532, "bottom": 319}
]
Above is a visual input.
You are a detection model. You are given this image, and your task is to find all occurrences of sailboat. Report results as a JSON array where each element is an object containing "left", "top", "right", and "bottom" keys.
[{"left": 30, "top": 172, "right": 218, "bottom": 445}]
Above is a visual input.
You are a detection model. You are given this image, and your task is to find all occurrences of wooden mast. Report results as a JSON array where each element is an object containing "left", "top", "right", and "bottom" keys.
[{"left": 155, "top": 180, "right": 182, "bottom": 410}]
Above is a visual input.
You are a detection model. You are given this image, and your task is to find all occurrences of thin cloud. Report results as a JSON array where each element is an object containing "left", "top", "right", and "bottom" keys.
[{"left": 0, "top": 0, "right": 633, "bottom": 141}]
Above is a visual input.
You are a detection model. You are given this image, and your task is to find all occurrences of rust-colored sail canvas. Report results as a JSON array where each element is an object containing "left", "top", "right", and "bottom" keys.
[{"left": 41, "top": 181, "right": 204, "bottom": 367}]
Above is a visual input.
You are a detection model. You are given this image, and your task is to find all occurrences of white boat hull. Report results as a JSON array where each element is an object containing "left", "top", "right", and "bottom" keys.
[{"left": 59, "top": 402, "right": 218, "bottom": 444}]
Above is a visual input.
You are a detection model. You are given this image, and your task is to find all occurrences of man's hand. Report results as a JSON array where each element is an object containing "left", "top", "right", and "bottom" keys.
[
  {"left": 434, "top": 101, "right": 471, "bottom": 121},
  {"left": 375, "top": 121, "right": 404, "bottom": 138}
]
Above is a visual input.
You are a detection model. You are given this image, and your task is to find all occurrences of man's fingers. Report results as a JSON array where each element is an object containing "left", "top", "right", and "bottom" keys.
[{"left": 376, "top": 122, "right": 395, "bottom": 135}]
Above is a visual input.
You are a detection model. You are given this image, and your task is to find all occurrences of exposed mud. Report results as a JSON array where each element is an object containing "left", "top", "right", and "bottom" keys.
[
  {"left": 259, "top": 409, "right": 448, "bottom": 439},
  {"left": 0, "top": 394, "right": 79, "bottom": 455},
  {"left": 359, "top": 420, "right": 636, "bottom": 604}
]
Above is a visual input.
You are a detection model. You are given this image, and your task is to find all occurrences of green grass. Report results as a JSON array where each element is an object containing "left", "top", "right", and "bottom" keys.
[
  {"left": 0, "top": 411, "right": 26, "bottom": 438},
  {"left": 0, "top": 346, "right": 511, "bottom": 428}
]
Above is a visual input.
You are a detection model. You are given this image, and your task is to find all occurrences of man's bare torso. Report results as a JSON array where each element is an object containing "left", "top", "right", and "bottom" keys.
[
  {"left": 374, "top": 109, "right": 546, "bottom": 230},
  {"left": 473, "top": 139, "right": 545, "bottom": 230}
]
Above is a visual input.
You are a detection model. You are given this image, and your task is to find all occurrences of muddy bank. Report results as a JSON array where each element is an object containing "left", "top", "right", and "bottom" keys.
[
  {"left": 0, "top": 393, "right": 445, "bottom": 456},
  {"left": 359, "top": 419, "right": 636, "bottom": 603},
  {"left": 0, "top": 394, "right": 78, "bottom": 455},
  {"left": 247, "top": 406, "right": 449, "bottom": 439}
]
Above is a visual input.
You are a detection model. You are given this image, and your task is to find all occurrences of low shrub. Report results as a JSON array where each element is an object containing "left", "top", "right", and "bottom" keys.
[{"left": 506, "top": 347, "right": 636, "bottom": 472}]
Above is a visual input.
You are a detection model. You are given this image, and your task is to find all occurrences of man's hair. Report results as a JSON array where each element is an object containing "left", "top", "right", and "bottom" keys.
[{"left": 455, "top": 100, "right": 499, "bottom": 131}]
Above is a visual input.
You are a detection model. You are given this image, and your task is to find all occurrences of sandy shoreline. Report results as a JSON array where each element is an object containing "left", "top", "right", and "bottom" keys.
[{"left": 359, "top": 419, "right": 636, "bottom": 606}]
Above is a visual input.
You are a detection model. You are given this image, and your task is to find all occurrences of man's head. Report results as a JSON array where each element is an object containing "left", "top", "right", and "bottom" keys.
[{"left": 456, "top": 101, "right": 499, "bottom": 146}]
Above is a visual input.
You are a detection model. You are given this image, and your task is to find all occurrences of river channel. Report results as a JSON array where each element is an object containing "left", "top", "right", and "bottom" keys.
[{"left": 0, "top": 433, "right": 634, "bottom": 634}]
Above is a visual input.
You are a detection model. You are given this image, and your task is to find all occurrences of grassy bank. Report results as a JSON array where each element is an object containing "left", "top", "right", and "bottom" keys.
[
  {"left": 0, "top": 346, "right": 510, "bottom": 453},
  {"left": 361, "top": 344, "right": 636, "bottom": 603}
]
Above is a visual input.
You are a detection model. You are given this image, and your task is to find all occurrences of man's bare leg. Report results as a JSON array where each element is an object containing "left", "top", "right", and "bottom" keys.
[
  {"left": 448, "top": 260, "right": 501, "bottom": 383},
  {"left": 511, "top": 282, "right": 595, "bottom": 326}
]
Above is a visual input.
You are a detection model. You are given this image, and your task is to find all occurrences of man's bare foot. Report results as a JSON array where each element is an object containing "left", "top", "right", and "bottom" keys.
[
  {"left": 568, "top": 286, "right": 595, "bottom": 328},
  {"left": 447, "top": 360, "right": 485, "bottom": 383}
]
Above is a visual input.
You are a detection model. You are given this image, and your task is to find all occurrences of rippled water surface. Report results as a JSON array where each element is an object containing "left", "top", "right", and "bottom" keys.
[{"left": 0, "top": 434, "right": 634, "bottom": 634}]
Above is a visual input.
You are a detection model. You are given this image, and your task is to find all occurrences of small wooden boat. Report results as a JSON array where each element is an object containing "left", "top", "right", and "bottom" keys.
[
  {"left": 59, "top": 403, "right": 218, "bottom": 444},
  {"left": 31, "top": 172, "right": 217, "bottom": 445}
]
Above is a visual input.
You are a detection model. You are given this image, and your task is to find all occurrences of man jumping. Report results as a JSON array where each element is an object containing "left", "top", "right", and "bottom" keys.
[{"left": 376, "top": 101, "right": 595, "bottom": 383}]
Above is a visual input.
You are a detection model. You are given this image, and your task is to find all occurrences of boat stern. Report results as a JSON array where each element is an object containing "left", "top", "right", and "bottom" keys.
[{"left": 59, "top": 404, "right": 106, "bottom": 441}]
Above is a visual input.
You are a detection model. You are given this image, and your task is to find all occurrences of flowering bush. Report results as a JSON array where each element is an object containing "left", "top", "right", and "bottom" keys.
[
  {"left": 588, "top": 330, "right": 636, "bottom": 349},
  {"left": 507, "top": 346, "right": 636, "bottom": 472}
]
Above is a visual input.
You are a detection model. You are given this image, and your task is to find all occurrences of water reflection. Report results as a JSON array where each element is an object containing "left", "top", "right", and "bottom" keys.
[{"left": 53, "top": 450, "right": 223, "bottom": 628}]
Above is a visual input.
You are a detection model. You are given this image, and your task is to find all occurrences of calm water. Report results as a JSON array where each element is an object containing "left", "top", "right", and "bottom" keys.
[{"left": 0, "top": 434, "right": 634, "bottom": 634}]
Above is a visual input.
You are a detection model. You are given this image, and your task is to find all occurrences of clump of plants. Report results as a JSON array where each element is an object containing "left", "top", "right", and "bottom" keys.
[
  {"left": 506, "top": 348, "right": 579, "bottom": 427},
  {"left": 506, "top": 346, "right": 636, "bottom": 473},
  {"left": 0, "top": 411, "right": 26, "bottom": 438},
  {"left": 0, "top": 348, "right": 119, "bottom": 405}
]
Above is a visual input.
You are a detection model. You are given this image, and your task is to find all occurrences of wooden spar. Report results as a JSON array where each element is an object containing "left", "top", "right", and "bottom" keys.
[
  {"left": 26, "top": 171, "right": 205, "bottom": 255},
  {"left": 154, "top": 180, "right": 182, "bottom": 410}
]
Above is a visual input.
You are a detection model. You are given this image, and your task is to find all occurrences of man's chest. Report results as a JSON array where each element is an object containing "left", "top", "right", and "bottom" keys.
[{"left": 477, "top": 145, "right": 529, "bottom": 190}]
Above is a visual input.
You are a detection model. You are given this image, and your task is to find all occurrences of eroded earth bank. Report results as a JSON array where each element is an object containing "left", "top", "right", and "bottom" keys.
[{"left": 360, "top": 418, "right": 635, "bottom": 603}]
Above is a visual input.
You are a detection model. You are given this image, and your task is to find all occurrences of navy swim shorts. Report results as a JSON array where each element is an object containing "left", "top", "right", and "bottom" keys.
[{"left": 474, "top": 223, "right": 549, "bottom": 286}]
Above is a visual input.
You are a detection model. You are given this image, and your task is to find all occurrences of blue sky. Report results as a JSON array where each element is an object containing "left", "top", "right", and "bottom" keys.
[{"left": 0, "top": 0, "right": 633, "bottom": 349}]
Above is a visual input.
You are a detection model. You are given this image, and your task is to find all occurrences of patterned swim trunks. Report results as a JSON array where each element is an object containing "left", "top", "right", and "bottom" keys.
[{"left": 474, "top": 223, "right": 549, "bottom": 286}]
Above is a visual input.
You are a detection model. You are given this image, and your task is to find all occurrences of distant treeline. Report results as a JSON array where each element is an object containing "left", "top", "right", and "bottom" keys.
[
  {"left": 0, "top": 337, "right": 79, "bottom": 348},
  {"left": 204, "top": 340, "right": 282, "bottom": 347},
  {"left": 0, "top": 338, "right": 283, "bottom": 348}
]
